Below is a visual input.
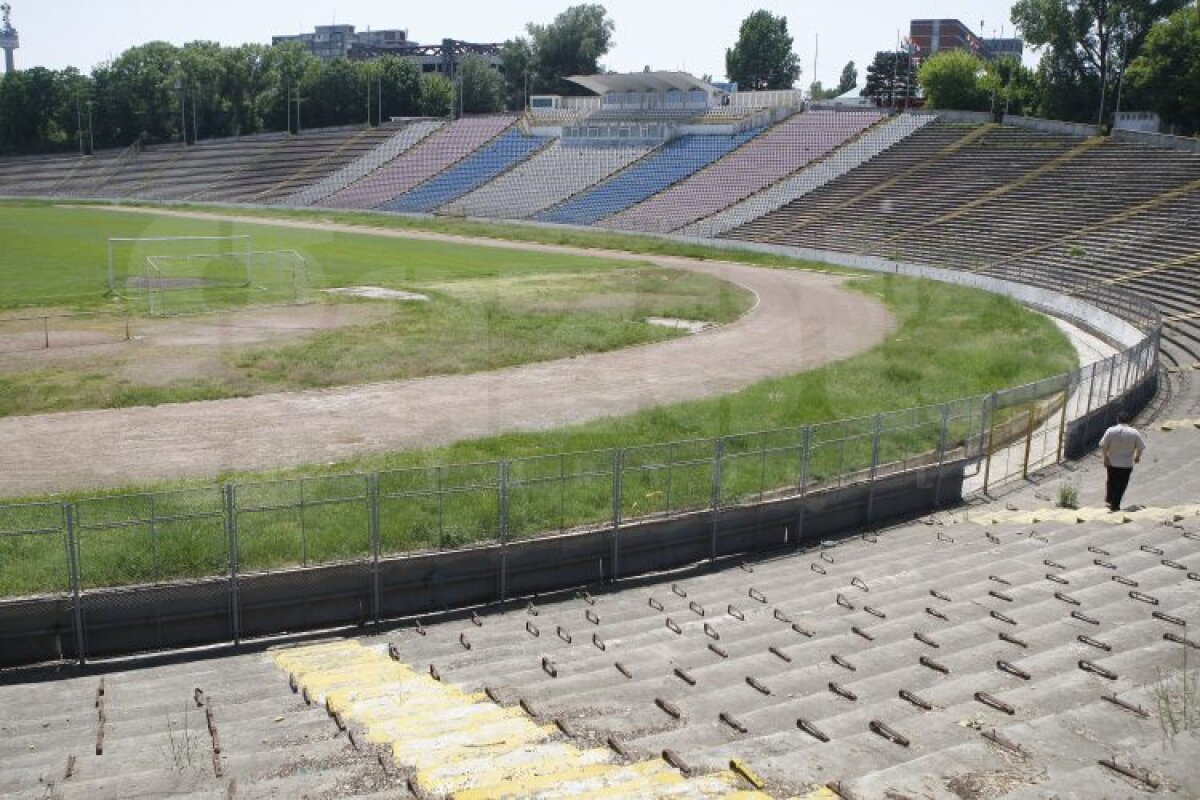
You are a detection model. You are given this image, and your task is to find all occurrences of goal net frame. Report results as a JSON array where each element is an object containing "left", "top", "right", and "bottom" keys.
[{"left": 107, "top": 234, "right": 254, "bottom": 294}]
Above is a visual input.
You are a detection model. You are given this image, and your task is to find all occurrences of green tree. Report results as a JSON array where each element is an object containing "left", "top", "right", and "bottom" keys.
[
  {"left": 262, "top": 41, "right": 317, "bottom": 133},
  {"left": 499, "top": 38, "right": 535, "bottom": 110},
  {"left": 457, "top": 55, "right": 506, "bottom": 114},
  {"left": 725, "top": 10, "right": 802, "bottom": 90},
  {"left": 420, "top": 73, "right": 454, "bottom": 117},
  {"left": 983, "top": 56, "right": 1039, "bottom": 117},
  {"left": 862, "top": 50, "right": 919, "bottom": 106},
  {"left": 217, "top": 44, "right": 271, "bottom": 137},
  {"left": 918, "top": 49, "right": 988, "bottom": 110},
  {"left": 301, "top": 58, "right": 362, "bottom": 128},
  {"left": 836, "top": 61, "right": 858, "bottom": 95},
  {"left": 1011, "top": 0, "right": 1190, "bottom": 123},
  {"left": 378, "top": 57, "right": 423, "bottom": 119},
  {"left": 1125, "top": 6, "right": 1200, "bottom": 134},
  {"left": 526, "top": 4, "right": 615, "bottom": 95}
]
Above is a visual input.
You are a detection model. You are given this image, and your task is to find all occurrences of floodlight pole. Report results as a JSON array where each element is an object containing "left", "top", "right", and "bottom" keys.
[
  {"left": 76, "top": 94, "right": 83, "bottom": 156},
  {"left": 86, "top": 100, "right": 93, "bottom": 154},
  {"left": 175, "top": 61, "right": 187, "bottom": 146}
]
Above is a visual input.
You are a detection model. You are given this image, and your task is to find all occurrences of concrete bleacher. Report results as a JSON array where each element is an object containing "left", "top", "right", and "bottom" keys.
[
  {"left": 865, "top": 140, "right": 1200, "bottom": 273},
  {"left": 726, "top": 123, "right": 1089, "bottom": 254},
  {"left": 439, "top": 140, "right": 658, "bottom": 220},
  {"left": 536, "top": 130, "right": 758, "bottom": 227},
  {"left": 378, "top": 129, "right": 552, "bottom": 214},
  {"left": 279, "top": 419, "right": 1200, "bottom": 798},
  {"left": 283, "top": 120, "right": 445, "bottom": 207},
  {"left": 320, "top": 115, "right": 518, "bottom": 210},
  {"left": 6, "top": 420, "right": 1195, "bottom": 798},
  {"left": 0, "top": 151, "right": 101, "bottom": 196},
  {"left": 0, "top": 649, "right": 402, "bottom": 798},
  {"left": 191, "top": 125, "right": 402, "bottom": 204},
  {"left": 52, "top": 134, "right": 288, "bottom": 201},
  {"left": 599, "top": 110, "right": 884, "bottom": 234},
  {"left": 680, "top": 113, "right": 936, "bottom": 239}
]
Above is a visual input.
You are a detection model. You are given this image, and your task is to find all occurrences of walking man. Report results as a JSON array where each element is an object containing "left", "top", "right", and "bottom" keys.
[{"left": 1099, "top": 412, "right": 1147, "bottom": 512}]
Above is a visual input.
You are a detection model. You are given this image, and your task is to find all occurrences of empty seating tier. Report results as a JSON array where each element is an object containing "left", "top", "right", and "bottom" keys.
[
  {"left": 440, "top": 140, "right": 656, "bottom": 220},
  {"left": 725, "top": 123, "right": 1086, "bottom": 254},
  {"left": 379, "top": 129, "right": 551, "bottom": 213},
  {"left": 321, "top": 115, "right": 518, "bottom": 210},
  {"left": 680, "top": 113, "right": 935, "bottom": 239},
  {"left": 537, "top": 131, "right": 757, "bottom": 227},
  {"left": 283, "top": 120, "right": 445, "bottom": 206},
  {"left": 600, "top": 110, "right": 884, "bottom": 234}
]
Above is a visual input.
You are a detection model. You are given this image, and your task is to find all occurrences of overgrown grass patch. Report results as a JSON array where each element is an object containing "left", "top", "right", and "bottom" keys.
[
  {"left": 0, "top": 275, "right": 1078, "bottom": 595},
  {"left": 0, "top": 199, "right": 753, "bottom": 415}
]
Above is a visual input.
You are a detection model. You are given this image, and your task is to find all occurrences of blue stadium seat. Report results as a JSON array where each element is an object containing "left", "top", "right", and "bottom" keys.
[
  {"left": 536, "top": 132, "right": 757, "bottom": 226},
  {"left": 379, "top": 130, "right": 550, "bottom": 213}
]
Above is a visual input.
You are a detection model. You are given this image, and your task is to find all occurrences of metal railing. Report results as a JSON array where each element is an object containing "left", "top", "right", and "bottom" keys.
[{"left": 0, "top": 284, "right": 1161, "bottom": 664}]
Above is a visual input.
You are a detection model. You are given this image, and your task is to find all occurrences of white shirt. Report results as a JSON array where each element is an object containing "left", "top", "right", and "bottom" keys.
[{"left": 1099, "top": 424, "right": 1146, "bottom": 469}]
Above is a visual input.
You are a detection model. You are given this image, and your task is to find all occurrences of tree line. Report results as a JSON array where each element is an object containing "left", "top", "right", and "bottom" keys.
[
  {"left": 0, "top": 4, "right": 614, "bottom": 156},
  {"left": 1, "top": 1, "right": 1196, "bottom": 156},
  {"left": 902, "top": 1, "right": 1198, "bottom": 135}
]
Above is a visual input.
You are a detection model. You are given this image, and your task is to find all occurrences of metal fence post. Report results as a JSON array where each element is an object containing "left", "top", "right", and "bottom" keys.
[
  {"left": 981, "top": 393, "right": 998, "bottom": 495},
  {"left": 368, "top": 473, "right": 381, "bottom": 626},
  {"left": 865, "top": 414, "right": 883, "bottom": 523},
  {"left": 1085, "top": 362, "right": 1099, "bottom": 415},
  {"left": 1021, "top": 403, "right": 1037, "bottom": 479},
  {"left": 498, "top": 461, "right": 509, "bottom": 603},
  {"left": 1056, "top": 386, "right": 1071, "bottom": 463},
  {"left": 65, "top": 503, "right": 86, "bottom": 665},
  {"left": 797, "top": 425, "right": 813, "bottom": 545},
  {"left": 224, "top": 483, "right": 241, "bottom": 647},
  {"left": 934, "top": 404, "right": 950, "bottom": 508},
  {"left": 1105, "top": 354, "right": 1117, "bottom": 406},
  {"left": 611, "top": 449, "right": 623, "bottom": 582},
  {"left": 710, "top": 437, "right": 724, "bottom": 561}
]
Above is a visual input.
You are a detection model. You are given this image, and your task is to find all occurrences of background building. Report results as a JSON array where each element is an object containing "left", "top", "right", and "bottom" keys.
[
  {"left": 272, "top": 24, "right": 412, "bottom": 61},
  {"left": 272, "top": 23, "right": 501, "bottom": 76},
  {"left": 909, "top": 19, "right": 1023, "bottom": 61},
  {"left": 347, "top": 39, "right": 502, "bottom": 76}
]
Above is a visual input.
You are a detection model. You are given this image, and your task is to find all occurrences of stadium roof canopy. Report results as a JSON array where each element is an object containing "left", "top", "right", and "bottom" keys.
[{"left": 565, "top": 71, "right": 722, "bottom": 96}]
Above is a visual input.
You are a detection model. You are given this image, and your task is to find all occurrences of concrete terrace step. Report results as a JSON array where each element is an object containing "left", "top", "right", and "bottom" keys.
[{"left": 273, "top": 641, "right": 771, "bottom": 799}]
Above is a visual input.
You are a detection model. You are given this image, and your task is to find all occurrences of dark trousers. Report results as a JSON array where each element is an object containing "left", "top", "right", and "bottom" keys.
[{"left": 1105, "top": 466, "right": 1133, "bottom": 510}]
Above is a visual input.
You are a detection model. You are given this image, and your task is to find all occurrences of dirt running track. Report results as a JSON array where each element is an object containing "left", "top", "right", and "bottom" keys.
[{"left": 0, "top": 212, "right": 895, "bottom": 497}]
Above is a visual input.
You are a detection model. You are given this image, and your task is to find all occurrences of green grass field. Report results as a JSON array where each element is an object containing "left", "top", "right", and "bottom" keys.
[
  {"left": 0, "top": 202, "right": 1081, "bottom": 595},
  {"left": 0, "top": 203, "right": 751, "bottom": 415}
]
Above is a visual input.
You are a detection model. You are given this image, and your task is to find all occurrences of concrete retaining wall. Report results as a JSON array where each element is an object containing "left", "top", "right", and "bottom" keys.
[
  {"left": 1004, "top": 115, "right": 1099, "bottom": 138},
  {"left": 0, "top": 462, "right": 965, "bottom": 668},
  {"left": 1113, "top": 128, "right": 1200, "bottom": 154},
  {"left": 1064, "top": 370, "right": 1159, "bottom": 459}
]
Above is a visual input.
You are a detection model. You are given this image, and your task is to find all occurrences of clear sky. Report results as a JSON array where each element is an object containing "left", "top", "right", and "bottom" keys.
[{"left": 10, "top": 1, "right": 1032, "bottom": 89}]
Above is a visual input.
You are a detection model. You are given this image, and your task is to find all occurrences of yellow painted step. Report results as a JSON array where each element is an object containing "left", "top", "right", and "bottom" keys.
[
  {"left": 418, "top": 743, "right": 616, "bottom": 797},
  {"left": 273, "top": 641, "right": 773, "bottom": 799}
]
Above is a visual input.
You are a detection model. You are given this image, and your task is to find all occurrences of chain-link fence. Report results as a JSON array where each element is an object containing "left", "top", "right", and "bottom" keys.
[{"left": 0, "top": 286, "right": 1161, "bottom": 665}]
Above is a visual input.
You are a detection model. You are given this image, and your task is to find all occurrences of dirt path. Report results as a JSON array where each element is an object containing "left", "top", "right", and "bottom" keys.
[{"left": 0, "top": 211, "right": 895, "bottom": 497}]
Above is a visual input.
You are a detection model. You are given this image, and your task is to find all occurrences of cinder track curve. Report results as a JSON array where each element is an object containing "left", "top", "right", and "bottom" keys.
[{"left": 0, "top": 211, "right": 895, "bottom": 497}]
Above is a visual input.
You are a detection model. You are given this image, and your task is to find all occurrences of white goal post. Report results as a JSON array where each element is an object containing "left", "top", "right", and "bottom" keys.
[{"left": 107, "top": 234, "right": 253, "bottom": 294}]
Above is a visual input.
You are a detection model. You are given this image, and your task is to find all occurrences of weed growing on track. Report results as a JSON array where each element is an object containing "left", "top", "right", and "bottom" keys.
[{"left": 0, "top": 275, "right": 1077, "bottom": 595}]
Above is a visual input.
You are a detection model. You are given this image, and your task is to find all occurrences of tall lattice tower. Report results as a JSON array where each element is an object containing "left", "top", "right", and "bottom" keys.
[{"left": 0, "top": 4, "right": 18, "bottom": 74}]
